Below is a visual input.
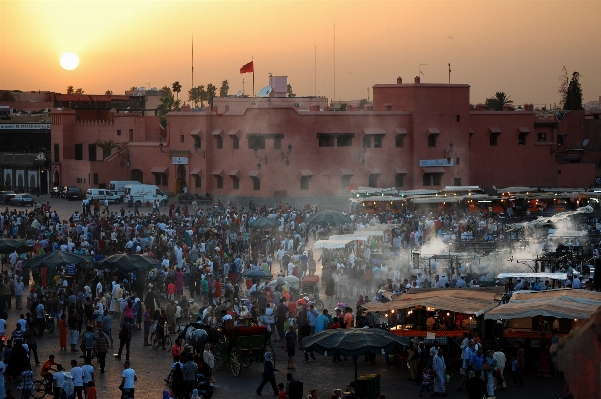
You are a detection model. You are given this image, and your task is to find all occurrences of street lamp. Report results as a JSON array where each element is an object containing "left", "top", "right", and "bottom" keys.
[{"left": 281, "top": 143, "right": 292, "bottom": 167}]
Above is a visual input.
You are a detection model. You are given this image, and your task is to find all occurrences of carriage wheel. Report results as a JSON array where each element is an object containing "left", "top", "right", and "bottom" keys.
[
  {"left": 266, "top": 344, "right": 275, "bottom": 368},
  {"left": 314, "top": 300, "right": 324, "bottom": 311},
  {"left": 213, "top": 345, "right": 225, "bottom": 370},
  {"left": 230, "top": 347, "right": 241, "bottom": 376}
]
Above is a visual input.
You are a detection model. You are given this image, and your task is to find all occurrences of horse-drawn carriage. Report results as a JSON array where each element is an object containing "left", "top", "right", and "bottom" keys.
[{"left": 180, "top": 320, "right": 274, "bottom": 377}]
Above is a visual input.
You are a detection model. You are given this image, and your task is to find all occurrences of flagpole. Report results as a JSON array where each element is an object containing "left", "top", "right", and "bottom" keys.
[{"left": 252, "top": 57, "right": 255, "bottom": 97}]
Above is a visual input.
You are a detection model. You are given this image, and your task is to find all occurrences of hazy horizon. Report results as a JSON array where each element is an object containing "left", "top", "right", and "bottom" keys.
[{"left": 1, "top": 0, "right": 599, "bottom": 106}]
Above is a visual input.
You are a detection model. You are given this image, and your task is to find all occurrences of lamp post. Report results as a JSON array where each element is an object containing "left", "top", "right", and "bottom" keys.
[
  {"left": 281, "top": 143, "right": 292, "bottom": 167},
  {"left": 194, "top": 143, "right": 206, "bottom": 158},
  {"left": 443, "top": 141, "right": 454, "bottom": 162},
  {"left": 158, "top": 139, "right": 171, "bottom": 157},
  {"left": 254, "top": 146, "right": 267, "bottom": 169}
]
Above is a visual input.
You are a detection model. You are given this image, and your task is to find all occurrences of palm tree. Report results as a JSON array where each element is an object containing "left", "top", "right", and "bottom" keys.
[
  {"left": 484, "top": 92, "right": 514, "bottom": 111},
  {"left": 95, "top": 140, "right": 120, "bottom": 160},
  {"left": 172, "top": 81, "right": 182, "bottom": 101}
]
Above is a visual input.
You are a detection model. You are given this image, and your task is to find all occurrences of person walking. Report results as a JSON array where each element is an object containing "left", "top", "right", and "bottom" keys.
[
  {"left": 81, "top": 326, "right": 96, "bottom": 360},
  {"left": 23, "top": 323, "right": 39, "bottom": 365},
  {"left": 70, "top": 360, "right": 84, "bottom": 399},
  {"left": 183, "top": 356, "right": 198, "bottom": 398},
  {"left": 116, "top": 320, "right": 132, "bottom": 361},
  {"left": 59, "top": 314, "right": 68, "bottom": 351},
  {"left": 256, "top": 352, "right": 278, "bottom": 396},
  {"left": 466, "top": 370, "right": 486, "bottom": 399},
  {"left": 483, "top": 350, "right": 497, "bottom": 398},
  {"left": 170, "top": 363, "right": 186, "bottom": 399},
  {"left": 20, "top": 366, "right": 34, "bottom": 399},
  {"left": 81, "top": 357, "right": 94, "bottom": 396},
  {"left": 35, "top": 300, "right": 46, "bottom": 338},
  {"left": 283, "top": 325, "right": 298, "bottom": 371},
  {"left": 432, "top": 347, "right": 447, "bottom": 397},
  {"left": 121, "top": 361, "right": 137, "bottom": 399},
  {"left": 68, "top": 309, "right": 79, "bottom": 352},
  {"left": 94, "top": 329, "right": 109, "bottom": 373},
  {"left": 13, "top": 277, "right": 24, "bottom": 311}
]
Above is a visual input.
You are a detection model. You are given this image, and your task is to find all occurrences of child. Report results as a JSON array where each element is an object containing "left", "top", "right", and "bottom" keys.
[
  {"left": 86, "top": 381, "right": 96, "bottom": 399},
  {"left": 277, "top": 383, "right": 287, "bottom": 399},
  {"left": 511, "top": 355, "right": 519, "bottom": 386},
  {"left": 418, "top": 365, "right": 432, "bottom": 397}
]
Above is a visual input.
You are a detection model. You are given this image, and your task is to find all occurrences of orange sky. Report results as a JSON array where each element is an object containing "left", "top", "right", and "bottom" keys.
[{"left": 1, "top": 0, "right": 599, "bottom": 106}]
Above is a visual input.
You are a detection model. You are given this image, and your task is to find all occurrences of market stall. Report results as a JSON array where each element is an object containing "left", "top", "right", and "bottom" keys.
[{"left": 362, "top": 288, "right": 504, "bottom": 370}]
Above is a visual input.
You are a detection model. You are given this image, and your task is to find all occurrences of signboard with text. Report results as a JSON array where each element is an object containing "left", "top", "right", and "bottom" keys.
[
  {"left": 0, "top": 124, "right": 51, "bottom": 130},
  {"left": 172, "top": 157, "right": 188, "bottom": 165},
  {"left": 419, "top": 159, "right": 454, "bottom": 167}
]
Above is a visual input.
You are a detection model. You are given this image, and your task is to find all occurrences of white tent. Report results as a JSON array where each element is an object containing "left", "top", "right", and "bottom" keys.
[{"left": 313, "top": 239, "right": 352, "bottom": 249}]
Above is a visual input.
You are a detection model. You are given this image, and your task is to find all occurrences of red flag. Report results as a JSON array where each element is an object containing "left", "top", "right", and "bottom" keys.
[{"left": 240, "top": 61, "right": 254, "bottom": 74}]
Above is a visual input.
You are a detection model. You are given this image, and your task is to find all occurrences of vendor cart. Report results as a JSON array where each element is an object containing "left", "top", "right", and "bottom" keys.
[{"left": 300, "top": 275, "right": 324, "bottom": 310}]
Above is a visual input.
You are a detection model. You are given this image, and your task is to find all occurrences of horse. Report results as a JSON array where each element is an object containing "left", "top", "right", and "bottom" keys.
[{"left": 178, "top": 323, "right": 220, "bottom": 355}]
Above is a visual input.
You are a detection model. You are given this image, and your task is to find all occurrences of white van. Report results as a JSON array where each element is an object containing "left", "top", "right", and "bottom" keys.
[
  {"left": 109, "top": 181, "right": 142, "bottom": 195},
  {"left": 124, "top": 184, "right": 168, "bottom": 206},
  {"left": 86, "top": 189, "right": 123, "bottom": 203}
]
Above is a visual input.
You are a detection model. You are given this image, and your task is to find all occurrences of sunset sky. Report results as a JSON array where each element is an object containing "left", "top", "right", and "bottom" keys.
[{"left": 1, "top": 0, "right": 599, "bottom": 106}]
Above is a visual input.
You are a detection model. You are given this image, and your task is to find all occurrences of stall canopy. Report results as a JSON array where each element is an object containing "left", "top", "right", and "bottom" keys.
[
  {"left": 484, "top": 289, "right": 601, "bottom": 320},
  {"left": 496, "top": 272, "right": 568, "bottom": 280},
  {"left": 362, "top": 288, "right": 504, "bottom": 317},
  {"left": 313, "top": 239, "right": 353, "bottom": 249}
]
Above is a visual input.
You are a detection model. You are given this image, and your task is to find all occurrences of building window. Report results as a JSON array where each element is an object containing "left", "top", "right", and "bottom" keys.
[
  {"left": 341, "top": 175, "right": 352, "bottom": 189},
  {"left": 490, "top": 133, "right": 499, "bottom": 146},
  {"left": 368, "top": 174, "right": 378, "bottom": 188},
  {"left": 318, "top": 135, "right": 335, "bottom": 147},
  {"left": 193, "top": 136, "right": 201, "bottom": 148},
  {"left": 74, "top": 144, "right": 83, "bottom": 160},
  {"left": 154, "top": 173, "right": 168, "bottom": 186},
  {"left": 54, "top": 143, "right": 59, "bottom": 162},
  {"left": 215, "top": 135, "right": 223, "bottom": 149},
  {"left": 428, "top": 134, "right": 437, "bottom": 147},
  {"left": 215, "top": 175, "right": 223, "bottom": 189},
  {"left": 557, "top": 135, "right": 564, "bottom": 146},
  {"left": 518, "top": 132, "right": 528, "bottom": 145},
  {"left": 363, "top": 135, "right": 372, "bottom": 148},
  {"left": 248, "top": 136, "right": 265, "bottom": 149},
  {"left": 117, "top": 129, "right": 121, "bottom": 136},
  {"left": 395, "top": 134, "right": 405, "bottom": 148},
  {"left": 88, "top": 144, "right": 97, "bottom": 161},
  {"left": 232, "top": 176, "right": 239, "bottom": 190},
  {"left": 273, "top": 137, "right": 281, "bottom": 150},
  {"left": 337, "top": 135, "right": 352, "bottom": 147},
  {"left": 193, "top": 175, "right": 201, "bottom": 188},
  {"left": 300, "top": 176, "right": 311, "bottom": 190},
  {"left": 373, "top": 135, "right": 383, "bottom": 148},
  {"left": 538, "top": 132, "right": 547, "bottom": 142},
  {"left": 180, "top": 134, "right": 185, "bottom": 143},
  {"left": 395, "top": 173, "right": 405, "bottom": 187},
  {"left": 232, "top": 136, "right": 239, "bottom": 149},
  {"left": 423, "top": 173, "right": 443, "bottom": 186},
  {"left": 251, "top": 176, "right": 260, "bottom": 190},
  {"left": 93, "top": 173, "right": 98, "bottom": 185},
  {"left": 456, "top": 115, "right": 461, "bottom": 122},
  {"left": 454, "top": 178, "right": 462, "bottom": 186},
  {"left": 456, "top": 157, "right": 460, "bottom": 165}
]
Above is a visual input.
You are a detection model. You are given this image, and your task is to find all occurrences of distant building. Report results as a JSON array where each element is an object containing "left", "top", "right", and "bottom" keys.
[{"left": 50, "top": 76, "right": 601, "bottom": 206}]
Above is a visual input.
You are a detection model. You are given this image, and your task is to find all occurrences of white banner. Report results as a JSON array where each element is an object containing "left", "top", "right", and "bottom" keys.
[
  {"left": 172, "top": 157, "right": 188, "bottom": 165},
  {"left": 0, "top": 124, "right": 50, "bottom": 130},
  {"left": 419, "top": 159, "right": 454, "bottom": 167}
]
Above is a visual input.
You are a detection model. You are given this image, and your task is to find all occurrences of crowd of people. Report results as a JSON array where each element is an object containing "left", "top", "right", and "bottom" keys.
[{"left": 0, "top": 196, "right": 590, "bottom": 399}]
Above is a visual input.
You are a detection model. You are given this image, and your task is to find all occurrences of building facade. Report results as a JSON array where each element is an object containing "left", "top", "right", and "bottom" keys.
[{"left": 50, "top": 76, "right": 600, "bottom": 206}]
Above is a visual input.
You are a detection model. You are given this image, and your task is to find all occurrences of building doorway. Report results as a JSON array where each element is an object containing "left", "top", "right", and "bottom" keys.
[
  {"left": 175, "top": 164, "right": 187, "bottom": 194},
  {"left": 131, "top": 169, "right": 143, "bottom": 183},
  {"left": 53, "top": 168, "right": 60, "bottom": 188}
]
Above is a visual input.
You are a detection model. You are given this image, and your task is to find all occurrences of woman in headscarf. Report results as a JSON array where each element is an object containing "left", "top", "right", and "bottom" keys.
[
  {"left": 5, "top": 341, "right": 30, "bottom": 378},
  {"left": 356, "top": 295, "right": 365, "bottom": 313},
  {"left": 62, "top": 372, "right": 75, "bottom": 399}
]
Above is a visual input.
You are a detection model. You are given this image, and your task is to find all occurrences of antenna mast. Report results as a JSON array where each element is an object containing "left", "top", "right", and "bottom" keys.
[
  {"left": 333, "top": 23, "right": 336, "bottom": 102},
  {"left": 314, "top": 45, "right": 317, "bottom": 97},
  {"left": 191, "top": 24, "right": 194, "bottom": 90}
]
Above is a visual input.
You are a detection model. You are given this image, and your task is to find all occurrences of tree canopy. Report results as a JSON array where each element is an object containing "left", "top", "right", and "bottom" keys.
[
  {"left": 172, "top": 81, "right": 182, "bottom": 100},
  {"left": 157, "top": 85, "right": 180, "bottom": 129},
  {"left": 66, "top": 86, "right": 74, "bottom": 95},
  {"left": 219, "top": 80, "right": 229, "bottom": 97},
  {"left": 484, "top": 91, "right": 513, "bottom": 111},
  {"left": 564, "top": 72, "right": 583, "bottom": 110},
  {"left": 287, "top": 84, "right": 296, "bottom": 98},
  {"left": 104, "top": 90, "right": 113, "bottom": 95}
]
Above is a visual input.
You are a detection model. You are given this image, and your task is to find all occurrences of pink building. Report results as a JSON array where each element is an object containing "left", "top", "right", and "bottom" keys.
[{"left": 51, "top": 76, "right": 600, "bottom": 206}]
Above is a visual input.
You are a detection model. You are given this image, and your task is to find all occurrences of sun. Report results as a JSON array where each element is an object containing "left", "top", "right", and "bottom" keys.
[{"left": 60, "top": 52, "right": 80, "bottom": 70}]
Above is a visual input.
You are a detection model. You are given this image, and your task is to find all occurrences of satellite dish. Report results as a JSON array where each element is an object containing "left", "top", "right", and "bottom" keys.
[
  {"left": 583, "top": 139, "right": 589, "bottom": 147},
  {"left": 236, "top": 90, "right": 242, "bottom": 97},
  {"left": 258, "top": 86, "right": 273, "bottom": 97}
]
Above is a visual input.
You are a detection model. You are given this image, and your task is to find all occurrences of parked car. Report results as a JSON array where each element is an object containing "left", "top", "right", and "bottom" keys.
[
  {"left": 50, "top": 186, "right": 64, "bottom": 198},
  {"left": 9, "top": 193, "right": 34, "bottom": 206},
  {"left": 0, "top": 190, "right": 16, "bottom": 204},
  {"left": 61, "top": 186, "right": 82, "bottom": 200}
]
